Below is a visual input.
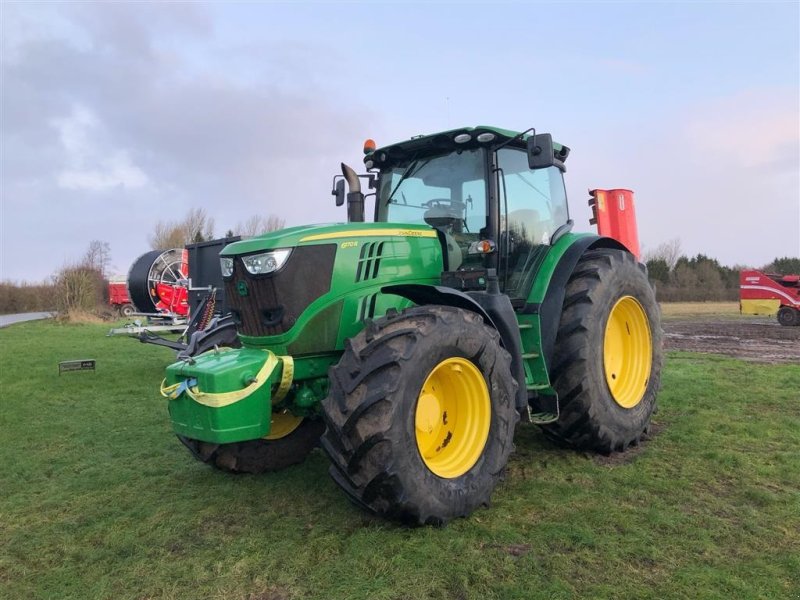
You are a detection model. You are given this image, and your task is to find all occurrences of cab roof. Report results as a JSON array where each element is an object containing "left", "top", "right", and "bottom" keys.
[{"left": 365, "top": 126, "right": 569, "bottom": 165}]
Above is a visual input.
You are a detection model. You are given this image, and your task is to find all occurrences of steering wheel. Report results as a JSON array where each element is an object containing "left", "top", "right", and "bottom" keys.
[{"left": 422, "top": 199, "right": 454, "bottom": 209}]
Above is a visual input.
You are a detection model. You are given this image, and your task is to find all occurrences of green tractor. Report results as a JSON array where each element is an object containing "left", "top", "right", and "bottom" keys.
[{"left": 162, "top": 126, "right": 662, "bottom": 525}]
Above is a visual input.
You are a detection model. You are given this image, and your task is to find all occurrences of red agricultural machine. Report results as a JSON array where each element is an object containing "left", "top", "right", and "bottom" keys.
[
  {"left": 114, "top": 248, "right": 190, "bottom": 317},
  {"left": 108, "top": 281, "right": 135, "bottom": 317},
  {"left": 740, "top": 269, "right": 800, "bottom": 326},
  {"left": 109, "top": 240, "right": 241, "bottom": 356}
]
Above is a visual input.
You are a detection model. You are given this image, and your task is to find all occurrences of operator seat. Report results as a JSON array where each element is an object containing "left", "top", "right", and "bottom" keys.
[
  {"left": 506, "top": 209, "right": 545, "bottom": 245},
  {"left": 441, "top": 231, "right": 463, "bottom": 270}
]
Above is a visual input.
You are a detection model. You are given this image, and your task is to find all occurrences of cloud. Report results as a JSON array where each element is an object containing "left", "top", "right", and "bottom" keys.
[
  {"left": 683, "top": 89, "right": 799, "bottom": 170},
  {"left": 1, "top": 3, "right": 373, "bottom": 281},
  {"left": 51, "top": 105, "right": 150, "bottom": 191},
  {"left": 57, "top": 153, "right": 149, "bottom": 192}
]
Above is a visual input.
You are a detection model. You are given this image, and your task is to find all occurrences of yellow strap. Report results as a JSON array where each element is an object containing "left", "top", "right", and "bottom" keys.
[
  {"left": 161, "top": 350, "right": 295, "bottom": 409},
  {"left": 273, "top": 356, "right": 293, "bottom": 403},
  {"left": 185, "top": 352, "right": 279, "bottom": 408},
  {"left": 160, "top": 379, "right": 183, "bottom": 399}
]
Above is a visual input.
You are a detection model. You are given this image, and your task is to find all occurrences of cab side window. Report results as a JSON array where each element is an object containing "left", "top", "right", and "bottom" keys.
[{"left": 497, "top": 148, "right": 569, "bottom": 299}]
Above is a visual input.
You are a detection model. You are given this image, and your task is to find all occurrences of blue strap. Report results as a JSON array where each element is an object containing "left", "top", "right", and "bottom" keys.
[{"left": 162, "top": 377, "right": 198, "bottom": 399}]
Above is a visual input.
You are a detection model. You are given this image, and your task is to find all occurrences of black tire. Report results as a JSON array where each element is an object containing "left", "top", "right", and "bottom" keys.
[
  {"left": 127, "top": 248, "right": 185, "bottom": 313},
  {"left": 777, "top": 306, "right": 799, "bottom": 327},
  {"left": 177, "top": 418, "right": 324, "bottom": 474},
  {"left": 541, "top": 249, "right": 662, "bottom": 453},
  {"left": 320, "top": 305, "right": 518, "bottom": 526},
  {"left": 120, "top": 303, "right": 135, "bottom": 318}
]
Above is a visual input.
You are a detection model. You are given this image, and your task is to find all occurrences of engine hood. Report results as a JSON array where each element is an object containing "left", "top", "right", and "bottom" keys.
[{"left": 220, "top": 222, "right": 438, "bottom": 256}]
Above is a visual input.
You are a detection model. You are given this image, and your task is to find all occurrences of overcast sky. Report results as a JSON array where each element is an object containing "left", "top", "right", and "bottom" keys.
[{"left": 1, "top": 1, "right": 798, "bottom": 283}]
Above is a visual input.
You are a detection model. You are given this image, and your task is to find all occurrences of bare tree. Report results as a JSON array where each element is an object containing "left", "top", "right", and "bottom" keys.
[
  {"left": 82, "top": 240, "right": 111, "bottom": 277},
  {"left": 184, "top": 207, "right": 215, "bottom": 243},
  {"left": 233, "top": 214, "right": 285, "bottom": 238},
  {"left": 150, "top": 221, "right": 186, "bottom": 250},
  {"left": 150, "top": 208, "right": 215, "bottom": 249},
  {"left": 53, "top": 239, "right": 110, "bottom": 316},
  {"left": 642, "top": 238, "right": 683, "bottom": 270}
]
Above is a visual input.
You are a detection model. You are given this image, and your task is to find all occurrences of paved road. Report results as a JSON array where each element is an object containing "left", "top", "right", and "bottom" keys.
[{"left": 0, "top": 312, "right": 55, "bottom": 328}]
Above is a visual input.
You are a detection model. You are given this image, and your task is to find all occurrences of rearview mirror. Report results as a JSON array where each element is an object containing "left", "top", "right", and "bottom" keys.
[
  {"left": 332, "top": 178, "right": 345, "bottom": 206},
  {"left": 527, "top": 133, "right": 555, "bottom": 170}
]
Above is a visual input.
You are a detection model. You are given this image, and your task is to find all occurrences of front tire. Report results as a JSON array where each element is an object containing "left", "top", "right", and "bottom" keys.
[
  {"left": 321, "top": 305, "right": 518, "bottom": 525},
  {"left": 541, "top": 249, "right": 662, "bottom": 453},
  {"left": 178, "top": 416, "right": 324, "bottom": 474}
]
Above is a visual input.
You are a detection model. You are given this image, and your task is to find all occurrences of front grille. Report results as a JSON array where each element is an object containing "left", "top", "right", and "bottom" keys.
[{"left": 226, "top": 244, "right": 336, "bottom": 336}]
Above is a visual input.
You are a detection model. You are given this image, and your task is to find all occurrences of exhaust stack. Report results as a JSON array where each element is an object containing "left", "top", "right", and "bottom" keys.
[{"left": 341, "top": 163, "right": 365, "bottom": 223}]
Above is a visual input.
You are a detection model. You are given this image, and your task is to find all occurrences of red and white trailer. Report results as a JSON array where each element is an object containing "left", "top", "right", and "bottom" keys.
[{"left": 739, "top": 269, "right": 800, "bottom": 326}]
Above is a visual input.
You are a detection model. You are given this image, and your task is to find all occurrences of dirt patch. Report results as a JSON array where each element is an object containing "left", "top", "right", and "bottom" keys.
[{"left": 663, "top": 316, "right": 800, "bottom": 364}]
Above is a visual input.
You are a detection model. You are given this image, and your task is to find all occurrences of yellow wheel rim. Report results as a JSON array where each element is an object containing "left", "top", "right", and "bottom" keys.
[
  {"left": 603, "top": 296, "right": 652, "bottom": 409},
  {"left": 415, "top": 357, "right": 491, "bottom": 478},
  {"left": 264, "top": 410, "right": 303, "bottom": 440}
]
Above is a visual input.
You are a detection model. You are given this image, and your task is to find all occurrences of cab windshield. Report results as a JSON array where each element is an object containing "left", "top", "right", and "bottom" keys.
[{"left": 375, "top": 148, "right": 488, "bottom": 236}]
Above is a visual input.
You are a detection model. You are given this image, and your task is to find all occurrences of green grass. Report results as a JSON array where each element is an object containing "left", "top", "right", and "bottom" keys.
[{"left": 1, "top": 321, "right": 799, "bottom": 600}]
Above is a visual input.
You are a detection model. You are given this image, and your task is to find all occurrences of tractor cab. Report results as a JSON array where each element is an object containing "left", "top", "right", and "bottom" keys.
[{"left": 359, "top": 126, "right": 572, "bottom": 302}]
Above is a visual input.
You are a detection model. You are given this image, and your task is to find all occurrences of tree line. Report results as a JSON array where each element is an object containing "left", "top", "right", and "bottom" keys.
[
  {"left": 1, "top": 229, "right": 797, "bottom": 314},
  {"left": 643, "top": 239, "right": 800, "bottom": 302}
]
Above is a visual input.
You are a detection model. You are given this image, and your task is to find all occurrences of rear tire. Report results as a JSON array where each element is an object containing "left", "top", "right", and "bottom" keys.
[
  {"left": 777, "top": 306, "right": 799, "bottom": 327},
  {"left": 541, "top": 249, "right": 662, "bottom": 453},
  {"left": 321, "top": 305, "right": 518, "bottom": 526},
  {"left": 120, "top": 304, "right": 135, "bottom": 318},
  {"left": 178, "top": 418, "right": 324, "bottom": 474}
]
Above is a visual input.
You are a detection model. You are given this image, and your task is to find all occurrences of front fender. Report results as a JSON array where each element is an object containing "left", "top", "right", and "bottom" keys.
[{"left": 382, "top": 284, "right": 498, "bottom": 331}]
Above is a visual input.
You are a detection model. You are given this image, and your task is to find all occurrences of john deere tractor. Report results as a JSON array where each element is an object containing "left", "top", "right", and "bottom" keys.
[{"left": 162, "top": 126, "right": 662, "bottom": 525}]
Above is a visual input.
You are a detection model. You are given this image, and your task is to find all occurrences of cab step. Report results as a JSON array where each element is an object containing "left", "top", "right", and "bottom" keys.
[{"left": 527, "top": 393, "right": 560, "bottom": 425}]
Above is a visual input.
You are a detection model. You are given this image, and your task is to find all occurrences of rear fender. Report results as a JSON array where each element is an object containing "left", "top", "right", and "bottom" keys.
[{"left": 522, "top": 235, "right": 631, "bottom": 370}]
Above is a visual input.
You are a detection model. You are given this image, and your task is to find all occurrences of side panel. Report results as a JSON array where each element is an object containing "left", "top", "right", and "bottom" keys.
[
  {"left": 739, "top": 270, "right": 800, "bottom": 310},
  {"left": 740, "top": 299, "right": 781, "bottom": 316}
]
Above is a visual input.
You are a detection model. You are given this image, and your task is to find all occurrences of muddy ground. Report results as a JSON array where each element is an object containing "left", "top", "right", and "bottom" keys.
[{"left": 662, "top": 316, "right": 800, "bottom": 364}]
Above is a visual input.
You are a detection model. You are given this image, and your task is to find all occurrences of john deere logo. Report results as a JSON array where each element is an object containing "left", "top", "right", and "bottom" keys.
[{"left": 236, "top": 280, "right": 248, "bottom": 296}]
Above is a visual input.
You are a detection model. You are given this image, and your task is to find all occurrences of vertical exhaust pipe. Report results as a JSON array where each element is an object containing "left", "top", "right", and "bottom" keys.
[{"left": 341, "top": 163, "right": 365, "bottom": 223}]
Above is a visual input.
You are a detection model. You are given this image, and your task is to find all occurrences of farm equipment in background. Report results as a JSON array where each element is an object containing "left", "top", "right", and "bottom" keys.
[
  {"left": 160, "top": 126, "right": 663, "bottom": 525},
  {"left": 127, "top": 248, "right": 190, "bottom": 317},
  {"left": 110, "top": 239, "right": 241, "bottom": 355},
  {"left": 740, "top": 269, "right": 800, "bottom": 326},
  {"left": 108, "top": 281, "right": 135, "bottom": 317}
]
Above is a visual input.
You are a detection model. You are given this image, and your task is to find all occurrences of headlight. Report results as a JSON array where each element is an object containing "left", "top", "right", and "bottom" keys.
[
  {"left": 220, "top": 257, "right": 234, "bottom": 277},
  {"left": 241, "top": 249, "right": 291, "bottom": 275}
]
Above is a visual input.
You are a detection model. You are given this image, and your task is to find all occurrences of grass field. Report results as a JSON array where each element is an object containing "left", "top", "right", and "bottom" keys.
[
  {"left": 1, "top": 320, "right": 799, "bottom": 600},
  {"left": 658, "top": 301, "right": 740, "bottom": 319}
]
